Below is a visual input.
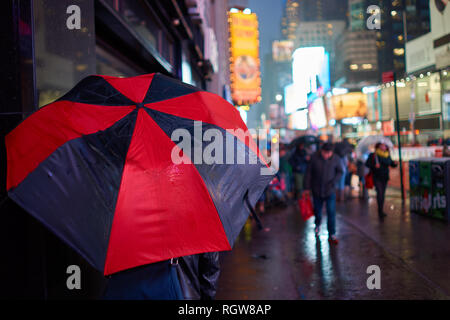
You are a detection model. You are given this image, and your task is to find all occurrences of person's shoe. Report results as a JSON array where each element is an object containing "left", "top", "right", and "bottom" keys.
[
  {"left": 314, "top": 226, "right": 320, "bottom": 237},
  {"left": 328, "top": 235, "right": 339, "bottom": 245}
]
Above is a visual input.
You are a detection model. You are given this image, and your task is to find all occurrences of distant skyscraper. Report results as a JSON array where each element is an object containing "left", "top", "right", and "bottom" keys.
[
  {"left": 376, "top": 0, "right": 431, "bottom": 77},
  {"left": 294, "top": 20, "right": 346, "bottom": 84},
  {"left": 331, "top": 0, "right": 379, "bottom": 88},
  {"left": 228, "top": 0, "right": 249, "bottom": 9},
  {"left": 298, "top": 0, "right": 348, "bottom": 22},
  {"left": 349, "top": 0, "right": 367, "bottom": 31},
  {"left": 281, "top": 0, "right": 301, "bottom": 40}
]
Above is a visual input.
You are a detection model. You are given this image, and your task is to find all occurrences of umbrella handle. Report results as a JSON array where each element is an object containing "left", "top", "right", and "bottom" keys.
[{"left": 244, "top": 191, "right": 263, "bottom": 230}]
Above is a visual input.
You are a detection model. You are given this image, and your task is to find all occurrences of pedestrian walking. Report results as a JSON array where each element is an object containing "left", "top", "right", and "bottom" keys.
[
  {"left": 279, "top": 144, "right": 294, "bottom": 200},
  {"left": 304, "top": 142, "right": 343, "bottom": 245},
  {"left": 334, "top": 139, "right": 352, "bottom": 201},
  {"left": 345, "top": 152, "right": 357, "bottom": 199},
  {"left": 356, "top": 155, "right": 369, "bottom": 199},
  {"left": 289, "top": 143, "right": 310, "bottom": 199},
  {"left": 365, "top": 142, "right": 397, "bottom": 218}
]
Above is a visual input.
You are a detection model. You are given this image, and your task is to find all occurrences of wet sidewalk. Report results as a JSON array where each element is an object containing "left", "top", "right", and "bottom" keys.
[{"left": 216, "top": 189, "right": 450, "bottom": 300}]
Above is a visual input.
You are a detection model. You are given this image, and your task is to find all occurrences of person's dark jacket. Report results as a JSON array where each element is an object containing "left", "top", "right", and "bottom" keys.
[
  {"left": 176, "top": 252, "right": 220, "bottom": 300},
  {"left": 289, "top": 148, "right": 309, "bottom": 174},
  {"left": 365, "top": 152, "right": 397, "bottom": 182},
  {"left": 102, "top": 260, "right": 183, "bottom": 300},
  {"left": 304, "top": 152, "right": 344, "bottom": 198}
]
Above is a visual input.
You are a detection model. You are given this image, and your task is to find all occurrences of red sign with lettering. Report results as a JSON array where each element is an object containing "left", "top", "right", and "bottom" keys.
[{"left": 382, "top": 71, "right": 394, "bottom": 83}]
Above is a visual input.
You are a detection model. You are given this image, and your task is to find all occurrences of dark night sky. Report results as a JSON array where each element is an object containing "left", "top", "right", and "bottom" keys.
[
  {"left": 248, "top": 0, "right": 285, "bottom": 71},
  {"left": 246, "top": 0, "right": 285, "bottom": 127},
  {"left": 244, "top": 0, "right": 285, "bottom": 127}
]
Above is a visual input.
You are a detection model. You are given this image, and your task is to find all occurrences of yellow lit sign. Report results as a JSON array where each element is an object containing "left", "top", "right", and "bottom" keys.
[
  {"left": 228, "top": 11, "right": 261, "bottom": 105},
  {"left": 330, "top": 92, "right": 368, "bottom": 120}
]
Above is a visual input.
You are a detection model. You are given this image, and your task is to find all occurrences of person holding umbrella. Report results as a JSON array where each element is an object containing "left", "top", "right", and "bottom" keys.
[
  {"left": 365, "top": 142, "right": 397, "bottom": 218},
  {"left": 4, "top": 73, "right": 273, "bottom": 299}
]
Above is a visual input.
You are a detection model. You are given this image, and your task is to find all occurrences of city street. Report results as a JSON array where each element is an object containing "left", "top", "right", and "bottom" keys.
[
  {"left": 217, "top": 189, "right": 450, "bottom": 299},
  {"left": 1, "top": 0, "right": 450, "bottom": 304}
]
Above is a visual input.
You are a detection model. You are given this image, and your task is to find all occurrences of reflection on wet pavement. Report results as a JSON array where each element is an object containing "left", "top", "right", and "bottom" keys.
[{"left": 216, "top": 189, "right": 450, "bottom": 300}]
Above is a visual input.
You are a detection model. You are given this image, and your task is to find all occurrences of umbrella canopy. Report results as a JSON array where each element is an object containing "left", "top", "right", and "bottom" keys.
[
  {"left": 356, "top": 135, "right": 394, "bottom": 160},
  {"left": 334, "top": 140, "right": 353, "bottom": 157},
  {"left": 289, "top": 135, "right": 319, "bottom": 148},
  {"left": 5, "top": 73, "right": 273, "bottom": 275}
]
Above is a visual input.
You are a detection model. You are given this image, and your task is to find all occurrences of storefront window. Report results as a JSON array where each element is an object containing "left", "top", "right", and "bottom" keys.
[
  {"left": 96, "top": 45, "right": 144, "bottom": 77},
  {"left": 381, "top": 86, "right": 395, "bottom": 120},
  {"left": 103, "top": 0, "right": 175, "bottom": 69},
  {"left": 416, "top": 72, "right": 441, "bottom": 115},
  {"left": 442, "top": 71, "right": 450, "bottom": 131},
  {"left": 34, "top": 0, "right": 96, "bottom": 107},
  {"left": 397, "top": 81, "right": 413, "bottom": 118},
  {"left": 182, "top": 48, "right": 202, "bottom": 87}
]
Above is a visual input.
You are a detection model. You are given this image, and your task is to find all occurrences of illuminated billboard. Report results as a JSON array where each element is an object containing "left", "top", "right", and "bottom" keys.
[
  {"left": 292, "top": 47, "right": 330, "bottom": 96},
  {"left": 288, "top": 109, "right": 308, "bottom": 130},
  {"left": 284, "top": 83, "right": 308, "bottom": 114},
  {"left": 285, "top": 47, "right": 330, "bottom": 115},
  {"left": 308, "top": 98, "right": 327, "bottom": 129},
  {"left": 228, "top": 11, "right": 261, "bottom": 105},
  {"left": 272, "top": 40, "right": 294, "bottom": 62},
  {"left": 331, "top": 92, "right": 368, "bottom": 120}
]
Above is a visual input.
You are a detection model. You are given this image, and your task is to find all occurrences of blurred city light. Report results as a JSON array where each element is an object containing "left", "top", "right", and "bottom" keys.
[{"left": 332, "top": 87, "right": 349, "bottom": 95}]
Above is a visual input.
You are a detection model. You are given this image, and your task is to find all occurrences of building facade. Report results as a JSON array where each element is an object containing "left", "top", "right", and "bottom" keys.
[
  {"left": 298, "top": 0, "right": 348, "bottom": 22},
  {"left": 376, "top": 0, "right": 431, "bottom": 78},
  {"left": 335, "top": 30, "right": 378, "bottom": 88},
  {"left": 294, "top": 20, "right": 346, "bottom": 84},
  {"left": 281, "top": 0, "right": 300, "bottom": 40}
]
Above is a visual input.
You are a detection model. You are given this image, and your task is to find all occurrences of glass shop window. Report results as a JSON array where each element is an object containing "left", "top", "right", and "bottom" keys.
[
  {"left": 34, "top": 0, "right": 96, "bottom": 108},
  {"left": 104, "top": 0, "right": 175, "bottom": 67}
]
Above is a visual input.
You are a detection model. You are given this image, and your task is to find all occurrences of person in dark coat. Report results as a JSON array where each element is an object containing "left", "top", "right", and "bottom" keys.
[
  {"left": 334, "top": 139, "right": 352, "bottom": 201},
  {"left": 102, "top": 251, "right": 220, "bottom": 300},
  {"left": 365, "top": 142, "right": 397, "bottom": 218},
  {"left": 304, "top": 142, "right": 343, "bottom": 244},
  {"left": 289, "top": 143, "right": 310, "bottom": 199},
  {"left": 176, "top": 252, "right": 220, "bottom": 300},
  {"left": 102, "top": 259, "right": 183, "bottom": 300}
]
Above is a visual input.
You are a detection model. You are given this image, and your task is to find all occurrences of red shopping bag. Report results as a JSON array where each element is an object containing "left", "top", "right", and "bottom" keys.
[
  {"left": 298, "top": 193, "right": 314, "bottom": 221},
  {"left": 365, "top": 172, "right": 374, "bottom": 189},
  {"left": 365, "top": 154, "right": 377, "bottom": 189}
]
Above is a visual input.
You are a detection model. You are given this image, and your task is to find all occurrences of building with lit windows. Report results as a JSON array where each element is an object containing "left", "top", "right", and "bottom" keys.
[
  {"left": 376, "top": 0, "right": 431, "bottom": 78},
  {"left": 281, "top": 0, "right": 300, "bottom": 40},
  {"left": 334, "top": 30, "right": 378, "bottom": 89},
  {"left": 295, "top": 20, "right": 346, "bottom": 84},
  {"left": 298, "top": 0, "right": 348, "bottom": 22}
]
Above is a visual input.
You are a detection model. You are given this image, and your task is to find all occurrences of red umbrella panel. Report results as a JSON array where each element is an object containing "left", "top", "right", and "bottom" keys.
[{"left": 5, "top": 73, "right": 273, "bottom": 275}]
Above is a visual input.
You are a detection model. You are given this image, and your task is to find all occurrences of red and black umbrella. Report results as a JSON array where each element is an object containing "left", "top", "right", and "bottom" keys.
[{"left": 5, "top": 73, "right": 272, "bottom": 275}]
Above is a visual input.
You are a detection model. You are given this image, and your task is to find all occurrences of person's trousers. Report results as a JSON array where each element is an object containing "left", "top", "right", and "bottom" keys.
[
  {"left": 336, "top": 167, "right": 347, "bottom": 191},
  {"left": 313, "top": 193, "right": 336, "bottom": 236},
  {"left": 374, "top": 178, "right": 388, "bottom": 215}
]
